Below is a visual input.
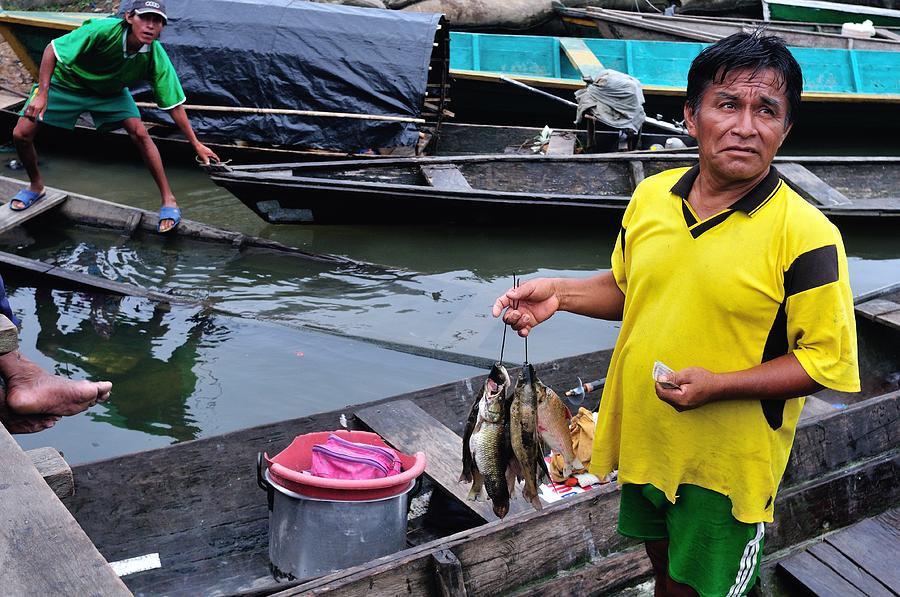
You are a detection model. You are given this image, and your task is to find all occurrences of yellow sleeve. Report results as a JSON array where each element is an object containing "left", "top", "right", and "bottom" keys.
[
  {"left": 610, "top": 189, "right": 639, "bottom": 295},
  {"left": 786, "top": 223, "right": 860, "bottom": 392}
]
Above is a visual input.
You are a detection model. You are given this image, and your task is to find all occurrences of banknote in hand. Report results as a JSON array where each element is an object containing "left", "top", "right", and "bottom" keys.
[{"left": 653, "top": 361, "right": 681, "bottom": 389}]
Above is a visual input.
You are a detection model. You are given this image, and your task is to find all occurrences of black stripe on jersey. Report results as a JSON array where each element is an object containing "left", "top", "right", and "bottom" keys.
[
  {"left": 682, "top": 200, "right": 697, "bottom": 227},
  {"left": 784, "top": 245, "right": 839, "bottom": 298},
  {"left": 690, "top": 211, "right": 734, "bottom": 239}
]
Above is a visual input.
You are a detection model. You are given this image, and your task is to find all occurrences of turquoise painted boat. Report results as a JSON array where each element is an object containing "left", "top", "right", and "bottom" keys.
[
  {"left": 763, "top": 0, "right": 900, "bottom": 27},
  {"left": 450, "top": 32, "right": 900, "bottom": 104}
]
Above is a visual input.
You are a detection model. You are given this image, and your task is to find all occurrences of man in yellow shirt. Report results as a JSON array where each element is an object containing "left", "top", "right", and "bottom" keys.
[{"left": 493, "top": 32, "right": 859, "bottom": 596}]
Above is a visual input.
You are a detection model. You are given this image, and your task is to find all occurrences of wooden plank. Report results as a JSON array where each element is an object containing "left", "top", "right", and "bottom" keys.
[
  {"left": 0, "top": 24, "right": 39, "bottom": 79},
  {"left": 546, "top": 131, "right": 576, "bottom": 155},
  {"left": 420, "top": 165, "right": 472, "bottom": 190},
  {"left": 800, "top": 395, "right": 837, "bottom": 419},
  {"left": 875, "top": 27, "right": 900, "bottom": 41},
  {"left": 782, "top": 390, "right": 899, "bottom": 487},
  {"left": 875, "top": 310, "right": 900, "bottom": 332},
  {"left": 806, "top": 541, "right": 892, "bottom": 596},
  {"left": 355, "top": 399, "right": 529, "bottom": 522},
  {"left": 558, "top": 37, "right": 605, "bottom": 80},
  {"left": 777, "top": 550, "right": 868, "bottom": 596},
  {"left": 0, "top": 188, "right": 67, "bottom": 234},
  {"left": 825, "top": 517, "right": 900, "bottom": 589},
  {"left": 27, "top": 447, "right": 74, "bottom": 499},
  {"left": 0, "top": 314, "right": 17, "bottom": 355},
  {"left": 856, "top": 298, "right": 900, "bottom": 320},
  {"left": 777, "top": 162, "right": 852, "bottom": 206},
  {"left": 0, "top": 426, "right": 132, "bottom": 595}
]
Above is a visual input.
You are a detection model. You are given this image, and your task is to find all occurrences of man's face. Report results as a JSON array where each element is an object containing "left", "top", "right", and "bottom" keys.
[
  {"left": 684, "top": 68, "right": 793, "bottom": 184},
  {"left": 126, "top": 12, "right": 165, "bottom": 45}
]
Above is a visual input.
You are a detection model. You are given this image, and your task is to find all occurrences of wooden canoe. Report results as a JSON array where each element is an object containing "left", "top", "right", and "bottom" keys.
[
  {"left": 0, "top": 174, "right": 352, "bottom": 296},
  {"left": 763, "top": 0, "right": 900, "bottom": 27},
  {"left": 556, "top": 6, "right": 900, "bottom": 52},
  {"left": 206, "top": 153, "right": 900, "bottom": 225},
  {"left": 55, "top": 282, "right": 900, "bottom": 596}
]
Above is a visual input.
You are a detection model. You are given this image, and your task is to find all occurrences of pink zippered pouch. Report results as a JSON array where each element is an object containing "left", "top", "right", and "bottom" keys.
[{"left": 310, "top": 434, "right": 402, "bottom": 480}]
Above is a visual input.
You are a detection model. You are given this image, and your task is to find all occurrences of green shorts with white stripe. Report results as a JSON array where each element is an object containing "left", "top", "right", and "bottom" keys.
[{"left": 618, "top": 483, "right": 765, "bottom": 596}]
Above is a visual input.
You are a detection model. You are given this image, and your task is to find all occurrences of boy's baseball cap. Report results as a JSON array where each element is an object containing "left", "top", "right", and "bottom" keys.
[{"left": 131, "top": 0, "right": 167, "bottom": 23}]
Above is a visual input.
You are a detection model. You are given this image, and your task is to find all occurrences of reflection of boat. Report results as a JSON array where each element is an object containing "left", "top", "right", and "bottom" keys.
[
  {"left": 207, "top": 153, "right": 900, "bottom": 225},
  {"left": 763, "top": 0, "right": 900, "bottom": 27},
  {"left": 556, "top": 6, "right": 900, "bottom": 51},
  {"left": 47, "top": 283, "right": 900, "bottom": 595}
]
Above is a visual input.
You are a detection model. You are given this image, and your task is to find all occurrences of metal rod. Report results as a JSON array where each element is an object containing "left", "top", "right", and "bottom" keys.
[
  {"left": 497, "top": 75, "right": 689, "bottom": 135},
  {"left": 135, "top": 102, "right": 426, "bottom": 124}
]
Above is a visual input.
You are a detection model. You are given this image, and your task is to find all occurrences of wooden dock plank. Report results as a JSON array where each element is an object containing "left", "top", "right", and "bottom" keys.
[
  {"left": 806, "top": 542, "right": 892, "bottom": 597},
  {"left": 420, "top": 165, "right": 472, "bottom": 190},
  {"left": 559, "top": 37, "right": 605, "bottom": 80},
  {"left": 355, "top": 399, "right": 529, "bottom": 522},
  {"left": 0, "top": 426, "right": 132, "bottom": 595},
  {"left": 825, "top": 517, "right": 900, "bottom": 589},
  {"left": 0, "top": 188, "right": 68, "bottom": 234},
  {"left": 778, "top": 550, "right": 869, "bottom": 597},
  {"left": 778, "top": 162, "right": 852, "bottom": 207}
]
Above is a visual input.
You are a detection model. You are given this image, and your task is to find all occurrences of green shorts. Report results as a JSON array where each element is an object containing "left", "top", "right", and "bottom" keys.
[
  {"left": 21, "top": 82, "right": 140, "bottom": 132},
  {"left": 619, "top": 483, "right": 764, "bottom": 596}
]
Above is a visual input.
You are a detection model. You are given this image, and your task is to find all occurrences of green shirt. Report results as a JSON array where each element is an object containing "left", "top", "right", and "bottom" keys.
[{"left": 51, "top": 17, "right": 186, "bottom": 109}]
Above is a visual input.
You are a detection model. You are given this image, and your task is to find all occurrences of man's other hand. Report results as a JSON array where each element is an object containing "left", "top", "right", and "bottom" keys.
[
  {"left": 655, "top": 366, "right": 722, "bottom": 412},
  {"left": 194, "top": 142, "right": 220, "bottom": 165}
]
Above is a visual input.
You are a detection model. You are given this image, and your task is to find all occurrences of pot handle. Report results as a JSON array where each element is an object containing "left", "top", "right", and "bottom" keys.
[{"left": 257, "top": 452, "right": 274, "bottom": 511}]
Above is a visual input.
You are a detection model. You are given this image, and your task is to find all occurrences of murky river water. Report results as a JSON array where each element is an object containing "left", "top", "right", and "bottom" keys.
[{"left": 2, "top": 145, "right": 898, "bottom": 464}]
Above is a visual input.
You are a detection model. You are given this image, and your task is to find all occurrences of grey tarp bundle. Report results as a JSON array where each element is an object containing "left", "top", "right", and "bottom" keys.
[
  {"left": 574, "top": 69, "right": 646, "bottom": 135},
  {"left": 125, "top": 0, "right": 442, "bottom": 151}
]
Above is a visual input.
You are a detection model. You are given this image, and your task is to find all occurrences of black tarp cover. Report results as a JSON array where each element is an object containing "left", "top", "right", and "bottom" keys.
[{"left": 127, "top": 0, "right": 441, "bottom": 151}]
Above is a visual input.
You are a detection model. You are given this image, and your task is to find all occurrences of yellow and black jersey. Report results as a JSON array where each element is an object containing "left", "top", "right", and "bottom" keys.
[{"left": 590, "top": 165, "right": 860, "bottom": 524}]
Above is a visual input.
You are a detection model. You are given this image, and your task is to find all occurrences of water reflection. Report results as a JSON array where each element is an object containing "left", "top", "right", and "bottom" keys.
[{"left": 32, "top": 288, "right": 228, "bottom": 442}]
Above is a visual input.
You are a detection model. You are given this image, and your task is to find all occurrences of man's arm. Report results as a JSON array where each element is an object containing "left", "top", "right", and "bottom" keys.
[
  {"left": 655, "top": 353, "right": 823, "bottom": 412},
  {"left": 492, "top": 271, "right": 625, "bottom": 337},
  {"left": 166, "top": 105, "right": 220, "bottom": 164},
  {"left": 22, "top": 44, "right": 57, "bottom": 121}
]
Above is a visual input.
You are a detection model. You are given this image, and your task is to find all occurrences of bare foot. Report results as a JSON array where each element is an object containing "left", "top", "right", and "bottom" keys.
[
  {"left": 0, "top": 352, "right": 112, "bottom": 417},
  {"left": 0, "top": 386, "right": 61, "bottom": 434}
]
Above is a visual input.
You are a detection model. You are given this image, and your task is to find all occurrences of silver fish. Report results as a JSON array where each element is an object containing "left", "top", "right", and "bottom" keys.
[
  {"left": 510, "top": 363, "right": 550, "bottom": 510},
  {"left": 460, "top": 363, "right": 514, "bottom": 518}
]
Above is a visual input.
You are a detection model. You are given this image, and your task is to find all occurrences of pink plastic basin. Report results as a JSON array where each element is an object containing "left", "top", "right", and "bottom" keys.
[{"left": 264, "top": 430, "right": 426, "bottom": 501}]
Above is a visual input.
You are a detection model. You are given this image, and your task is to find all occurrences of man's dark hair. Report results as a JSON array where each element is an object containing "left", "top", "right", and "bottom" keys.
[{"left": 685, "top": 32, "right": 803, "bottom": 125}]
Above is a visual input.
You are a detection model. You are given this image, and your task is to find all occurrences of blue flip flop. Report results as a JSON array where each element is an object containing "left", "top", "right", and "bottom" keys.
[
  {"left": 157, "top": 206, "right": 182, "bottom": 234},
  {"left": 9, "top": 188, "right": 46, "bottom": 211}
]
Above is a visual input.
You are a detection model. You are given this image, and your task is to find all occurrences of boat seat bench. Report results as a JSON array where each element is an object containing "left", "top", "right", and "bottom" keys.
[
  {"left": 0, "top": 187, "right": 68, "bottom": 234},
  {"left": 776, "top": 507, "right": 900, "bottom": 595},
  {"left": 355, "top": 399, "right": 529, "bottom": 522},
  {"left": 419, "top": 164, "right": 473, "bottom": 191}
]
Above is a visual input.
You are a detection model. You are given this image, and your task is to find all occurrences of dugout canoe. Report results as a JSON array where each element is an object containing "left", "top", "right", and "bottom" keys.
[
  {"left": 763, "top": 0, "right": 900, "bottom": 27},
  {"left": 556, "top": 6, "right": 900, "bottom": 51},
  {"left": 0, "top": 174, "right": 352, "bottom": 297},
  {"left": 206, "top": 153, "right": 900, "bottom": 225},
  {"left": 51, "top": 282, "right": 900, "bottom": 596}
]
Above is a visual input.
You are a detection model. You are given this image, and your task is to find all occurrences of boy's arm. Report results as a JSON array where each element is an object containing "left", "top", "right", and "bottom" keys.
[
  {"left": 22, "top": 44, "right": 57, "bottom": 121},
  {"left": 166, "top": 105, "right": 220, "bottom": 164}
]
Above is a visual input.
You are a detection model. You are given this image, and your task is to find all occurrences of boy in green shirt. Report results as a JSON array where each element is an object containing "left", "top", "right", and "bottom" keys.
[{"left": 10, "top": 0, "right": 218, "bottom": 233}]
